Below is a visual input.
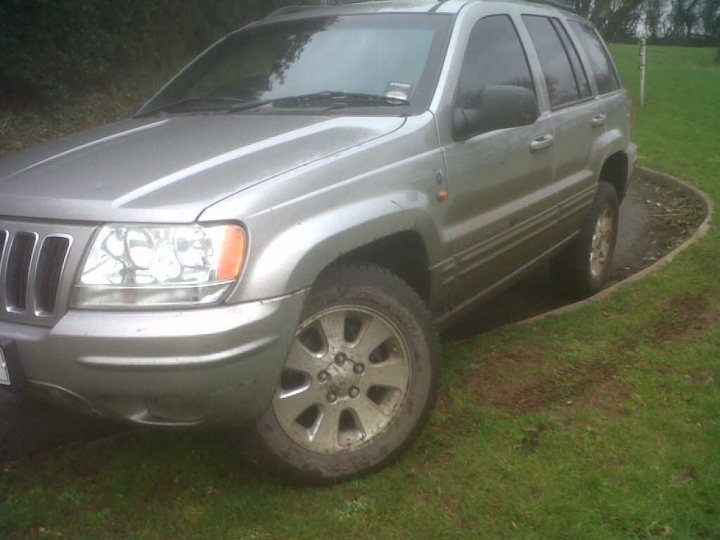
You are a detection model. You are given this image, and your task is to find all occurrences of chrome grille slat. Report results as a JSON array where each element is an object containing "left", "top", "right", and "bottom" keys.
[
  {"left": 26, "top": 235, "right": 41, "bottom": 315},
  {"left": 6, "top": 232, "right": 39, "bottom": 313},
  {"left": 0, "top": 220, "right": 94, "bottom": 327},
  {"left": 0, "top": 230, "right": 12, "bottom": 315},
  {"left": 35, "top": 236, "right": 72, "bottom": 315},
  {"left": 23, "top": 233, "right": 40, "bottom": 313}
]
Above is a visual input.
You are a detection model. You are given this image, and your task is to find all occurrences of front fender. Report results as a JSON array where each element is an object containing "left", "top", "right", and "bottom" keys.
[
  {"left": 198, "top": 112, "right": 448, "bottom": 304},
  {"left": 225, "top": 192, "right": 441, "bottom": 303}
]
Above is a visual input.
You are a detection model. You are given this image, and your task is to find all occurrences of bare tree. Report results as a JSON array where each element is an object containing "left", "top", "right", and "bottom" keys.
[
  {"left": 573, "top": 0, "right": 646, "bottom": 38},
  {"left": 668, "top": 0, "right": 703, "bottom": 36},
  {"left": 643, "top": 0, "right": 666, "bottom": 37},
  {"left": 610, "top": 0, "right": 646, "bottom": 36},
  {"left": 701, "top": 0, "right": 720, "bottom": 36}
]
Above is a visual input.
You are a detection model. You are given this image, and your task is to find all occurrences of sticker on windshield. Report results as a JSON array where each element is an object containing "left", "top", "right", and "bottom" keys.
[{"left": 384, "top": 82, "right": 413, "bottom": 102}]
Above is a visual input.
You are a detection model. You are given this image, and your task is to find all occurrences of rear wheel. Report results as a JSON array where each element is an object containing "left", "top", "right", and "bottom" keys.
[
  {"left": 552, "top": 181, "right": 619, "bottom": 299},
  {"left": 255, "top": 263, "right": 441, "bottom": 483}
]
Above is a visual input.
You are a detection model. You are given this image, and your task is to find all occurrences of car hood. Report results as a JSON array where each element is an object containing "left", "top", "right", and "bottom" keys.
[{"left": 0, "top": 114, "right": 405, "bottom": 223}]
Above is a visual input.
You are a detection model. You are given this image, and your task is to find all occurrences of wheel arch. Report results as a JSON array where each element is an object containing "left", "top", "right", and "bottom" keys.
[
  {"left": 324, "top": 230, "right": 431, "bottom": 304},
  {"left": 600, "top": 150, "right": 630, "bottom": 201},
  {"left": 226, "top": 194, "right": 442, "bottom": 305}
]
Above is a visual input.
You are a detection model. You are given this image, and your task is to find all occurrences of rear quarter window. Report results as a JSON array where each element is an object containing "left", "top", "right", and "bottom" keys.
[{"left": 568, "top": 21, "right": 620, "bottom": 95}]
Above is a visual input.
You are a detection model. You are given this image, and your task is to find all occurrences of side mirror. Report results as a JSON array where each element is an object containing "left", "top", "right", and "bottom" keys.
[{"left": 452, "top": 85, "right": 539, "bottom": 140}]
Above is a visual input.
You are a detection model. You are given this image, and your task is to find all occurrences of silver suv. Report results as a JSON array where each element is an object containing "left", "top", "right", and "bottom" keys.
[{"left": 0, "top": 0, "right": 636, "bottom": 481}]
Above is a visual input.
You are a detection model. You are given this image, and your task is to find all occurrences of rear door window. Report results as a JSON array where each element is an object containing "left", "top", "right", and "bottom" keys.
[
  {"left": 550, "top": 18, "right": 591, "bottom": 99},
  {"left": 568, "top": 20, "right": 620, "bottom": 94},
  {"left": 522, "top": 15, "right": 584, "bottom": 109}
]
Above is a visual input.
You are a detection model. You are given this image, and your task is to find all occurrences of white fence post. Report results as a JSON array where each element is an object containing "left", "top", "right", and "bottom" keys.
[{"left": 638, "top": 38, "right": 646, "bottom": 107}]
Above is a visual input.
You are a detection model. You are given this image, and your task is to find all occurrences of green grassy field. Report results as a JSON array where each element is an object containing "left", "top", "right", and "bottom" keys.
[{"left": 1, "top": 45, "right": 720, "bottom": 539}]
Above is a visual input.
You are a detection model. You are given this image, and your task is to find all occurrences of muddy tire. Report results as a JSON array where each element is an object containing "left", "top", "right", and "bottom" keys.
[
  {"left": 255, "top": 263, "right": 441, "bottom": 483},
  {"left": 552, "top": 181, "right": 619, "bottom": 299}
]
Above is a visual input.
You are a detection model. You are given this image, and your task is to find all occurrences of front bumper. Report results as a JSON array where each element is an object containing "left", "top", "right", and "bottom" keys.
[{"left": 0, "top": 290, "right": 307, "bottom": 427}]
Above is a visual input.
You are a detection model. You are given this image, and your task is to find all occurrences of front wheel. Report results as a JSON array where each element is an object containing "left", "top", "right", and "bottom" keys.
[
  {"left": 255, "top": 264, "right": 441, "bottom": 483},
  {"left": 552, "top": 181, "right": 619, "bottom": 299}
]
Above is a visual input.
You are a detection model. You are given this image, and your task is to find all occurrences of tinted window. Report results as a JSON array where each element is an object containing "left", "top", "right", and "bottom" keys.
[
  {"left": 551, "top": 19, "right": 591, "bottom": 98},
  {"left": 522, "top": 15, "right": 581, "bottom": 108},
  {"left": 456, "top": 15, "right": 535, "bottom": 109},
  {"left": 568, "top": 21, "right": 620, "bottom": 94}
]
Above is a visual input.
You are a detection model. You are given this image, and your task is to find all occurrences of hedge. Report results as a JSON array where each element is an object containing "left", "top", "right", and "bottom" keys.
[{"left": 0, "top": 0, "right": 312, "bottom": 107}]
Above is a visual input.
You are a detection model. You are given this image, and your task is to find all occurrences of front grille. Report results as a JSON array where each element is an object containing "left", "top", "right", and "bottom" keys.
[
  {"left": 0, "top": 228, "right": 72, "bottom": 320},
  {"left": 0, "top": 218, "right": 100, "bottom": 327}
]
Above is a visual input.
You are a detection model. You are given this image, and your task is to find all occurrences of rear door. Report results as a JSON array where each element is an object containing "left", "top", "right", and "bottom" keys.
[
  {"left": 521, "top": 14, "right": 604, "bottom": 238},
  {"left": 567, "top": 19, "right": 630, "bottom": 170}
]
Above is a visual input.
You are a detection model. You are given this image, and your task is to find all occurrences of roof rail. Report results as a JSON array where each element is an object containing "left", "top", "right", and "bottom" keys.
[
  {"left": 266, "top": 1, "right": 445, "bottom": 18},
  {"left": 525, "top": 0, "right": 577, "bottom": 12},
  {"left": 333, "top": 0, "right": 443, "bottom": 4},
  {"left": 265, "top": 6, "right": 318, "bottom": 19}
]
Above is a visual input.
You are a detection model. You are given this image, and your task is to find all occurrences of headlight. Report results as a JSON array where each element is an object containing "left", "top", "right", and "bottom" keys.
[{"left": 73, "top": 224, "right": 247, "bottom": 308}]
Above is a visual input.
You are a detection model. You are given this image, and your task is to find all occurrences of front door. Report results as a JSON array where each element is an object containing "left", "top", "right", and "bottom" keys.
[{"left": 442, "top": 14, "right": 558, "bottom": 306}]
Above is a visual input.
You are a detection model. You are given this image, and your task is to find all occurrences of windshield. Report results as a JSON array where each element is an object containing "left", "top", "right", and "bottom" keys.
[{"left": 139, "top": 14, "right": 452, "bottom": 116}]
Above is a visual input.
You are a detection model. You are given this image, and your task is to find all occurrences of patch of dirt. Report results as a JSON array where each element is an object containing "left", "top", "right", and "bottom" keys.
[
  {"left": 690, "top": 371, "right": 716, "bottom": 386},
  {"left": 434, "top": 393, "right": 454, "bottom": 415},
  {"left": 458, "top": 294, "right": 713, "bottom": 418},
  {"left": 456, "top": 294, "right": 714, "bottom": 419},
  {"left": 462, "top": 347, "right": 623, "bottom": 415},
  {"left": 678, "top": 305, "right": 720, "bottom": 342},
  {"left": 675, "top": 467, "right": 697, "bottom": 484},
  {"left": 650, "top": 293, "right": 710, "bottom": 341},
  {"left": 572, "top": 379, "right": 634, "bottom": 418}
]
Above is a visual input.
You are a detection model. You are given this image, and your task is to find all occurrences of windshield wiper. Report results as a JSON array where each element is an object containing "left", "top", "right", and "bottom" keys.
[
  {"left": 136, "top": 96, "right": 247, "bottom": 117},
  {"left": 226, "top": 91, "right": 409, "bottom": 113},
  {"left": 138, "top": 92, "right": 410, "bottom": 117}
]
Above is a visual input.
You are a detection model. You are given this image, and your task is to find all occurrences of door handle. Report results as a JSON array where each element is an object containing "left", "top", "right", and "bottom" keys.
[
  {"left": 591, "top": 114, "right": 607, "bottom": 128},
  {"left": 530, "top": 134, "right": 554, "bottom": 152}
]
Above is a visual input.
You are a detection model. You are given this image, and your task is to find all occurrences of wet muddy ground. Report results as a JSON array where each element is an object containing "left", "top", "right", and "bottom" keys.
[{"left": 0, "top": 174, "right": 707, "bottom": 463}]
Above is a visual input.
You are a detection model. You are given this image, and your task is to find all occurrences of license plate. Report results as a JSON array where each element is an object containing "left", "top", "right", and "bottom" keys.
[
  {"left": 0, "top": 340, "right": 26, "bottom": 392},
  {"left": 0, "top": 348, "right": 10, "bottom": 386}
]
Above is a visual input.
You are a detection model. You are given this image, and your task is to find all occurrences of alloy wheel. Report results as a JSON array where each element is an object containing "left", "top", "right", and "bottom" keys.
[
  {"left": 272, "top": 306, "right": 411, "bottom": 454},
  {"left": 589, "top": 204, "right": 614, "bottom": 279}
]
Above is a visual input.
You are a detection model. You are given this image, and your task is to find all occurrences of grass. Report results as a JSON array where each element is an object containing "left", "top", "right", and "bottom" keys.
[{"left": 1, "top": 45, "right": 720, "bottom": 539}]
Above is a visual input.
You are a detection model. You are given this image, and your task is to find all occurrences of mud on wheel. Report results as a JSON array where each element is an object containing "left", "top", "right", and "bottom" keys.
[{"left": 255, "top": 263, "right": 441, "bottom": 483}]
